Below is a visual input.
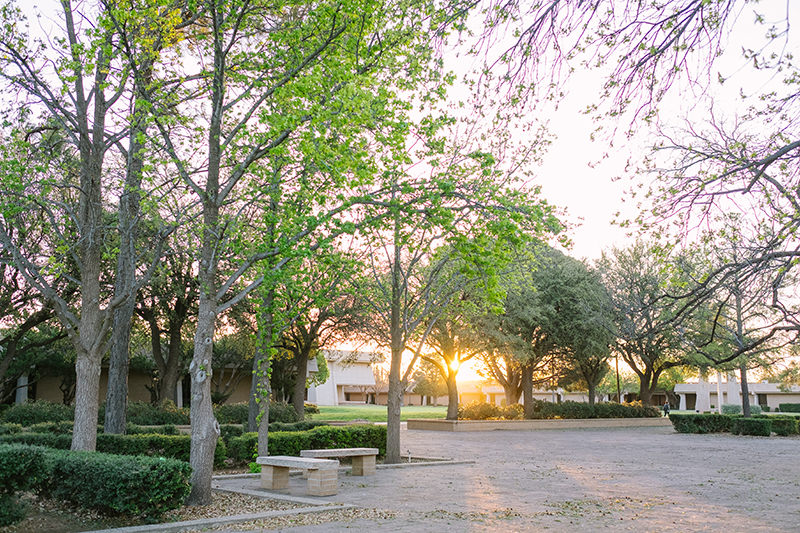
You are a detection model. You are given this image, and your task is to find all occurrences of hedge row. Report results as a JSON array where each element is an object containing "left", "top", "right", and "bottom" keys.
[
  {"left": 0, "top": 400, "right": 315, "bottom": 427},
  {"left": 0, "top": 444, "right": 49, "bottom": 526},
  {"left": 228, "top": 425, "right": 387, "bottom": 462},
  {"left": 778, "top": 403, "right": 800, "bottom": 413},
  {"left": 669, "top": 413, "right": 800, "bottom": 436},
  {"left": 0, "top": 432, "right": 227, "bottom": 466},
  {"left": 458, "top": 400, "right": 661, "bottom": 421},
  {"left": 0, "top": 443, "right": 190, "bottom": 524}
]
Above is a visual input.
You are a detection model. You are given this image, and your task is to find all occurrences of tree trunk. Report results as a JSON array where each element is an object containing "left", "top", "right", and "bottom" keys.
[
  {"left": 445, "top": 371, "right": 459, "bottom": 420},
  {"left": 292, "top": 345, "right": 311, "bottom": 421},
  {"left": 186, "top": 295, "right": 219, "bottom": 505},
  {"left": 159, "top": 321, "right": 187, "bottom": 404},
  {"left": 522, "top": 364, "right": 534, "bottom": 419},
  {"left": 740, "top": 362, "right": 751, "bottom": 418},
  {"left": 104, "top": 87, "right": 147, "bottom": 434},
  {"left": 72, "top": 349, "right": 102, "bottom": 450},
  {"left": 253, "top": 289, "right": 274, "bottom": 452},
  {"left": 587, "top": 380, "right": 597, "bottom": 407}
]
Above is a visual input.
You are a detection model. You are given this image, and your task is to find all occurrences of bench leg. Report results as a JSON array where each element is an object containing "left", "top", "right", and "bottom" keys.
[
  {"left": 307, "top": 468, "right": 338, "bottom": 496},
  {"left": 351, "top": 455, "right": 376, "bottom": 476},
  {"left": 261, "top": 465, "right": 290, "bottom": 490}
]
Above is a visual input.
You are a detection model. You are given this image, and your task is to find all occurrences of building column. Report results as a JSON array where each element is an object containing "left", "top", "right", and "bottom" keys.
[
  {"left": 679, "top": 394, "right": 686, "bottom": 410},
  {"left": 726, "top": 372, "right": 739, "bottom": 405},
  {"left": 176, "top": 380, "right": 183, "bottom": 408},
  {"left": 15, "top": 375, "right": 28, "bottom": 404},
  {"left": 695, "top": 374, "right": 711, "bottom": 412}
]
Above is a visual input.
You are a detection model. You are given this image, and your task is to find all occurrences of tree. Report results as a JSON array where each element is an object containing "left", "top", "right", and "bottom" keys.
[
  {"left": 109, "top": 0, "right": 469, "bottom": 503},
  {"left": 135, "top": 250, "right": 199, "bottom": 405},
  {"left": 0, "top": 1, "right": 173, "bottom": 449},
  {"left": 676, "top": 216, "right": 790, "bottom": 416},
  {"left": 412, "top": 360, "right": 448, "bottom": 406},
  {"left": 597, "top": 241, "right": 684, "bottom": 406}
]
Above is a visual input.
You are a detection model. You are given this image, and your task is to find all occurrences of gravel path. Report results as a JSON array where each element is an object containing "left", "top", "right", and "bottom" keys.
[{"left": 213, "top": 426, "right": 800, "bottom": 532}]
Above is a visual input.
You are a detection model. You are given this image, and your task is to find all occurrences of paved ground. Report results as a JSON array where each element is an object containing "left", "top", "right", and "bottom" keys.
[{"left": 212, "top": 426, "right": 800, "bottom": 532}]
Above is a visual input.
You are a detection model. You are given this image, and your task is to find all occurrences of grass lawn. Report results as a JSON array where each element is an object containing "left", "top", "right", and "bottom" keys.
[{"left": 312, "top": 404, "right": 447, "bottom": 422}]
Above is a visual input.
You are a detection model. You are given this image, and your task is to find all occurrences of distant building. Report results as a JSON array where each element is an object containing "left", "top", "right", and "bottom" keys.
[{"left": 674, "top": 373, "right": 800, "bottom": 411}]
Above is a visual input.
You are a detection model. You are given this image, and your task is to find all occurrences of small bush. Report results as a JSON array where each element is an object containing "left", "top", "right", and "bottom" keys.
[
  {"left": 39, "top": 449, "right": 191, "bottom": 518},
  {"left": 500, "top": 404, "right": 524, "bottom": 420},
  {"left": 27, "top": 421, "right": 80, "bottom": 435},
  {"left": 116, "top": 400, "right": 190, "bottom": 426},
  {"left": 220, "top": 424, "right": 245, "bottom": 445},
  {"left": 731, "top": 418, "right": 772, "bottom": 437},
  {"left": 778, "top": 403, "right": 800, "bottom": 413},
  {"left": 214, "top": 403, "right": 249, "bottom": 425},
  {"left": 766, "top": 416, "right": 799, "bottom": 436},
  {"left": 458, "top": 401, "right": 503, "bottom": 420},
  {"left": 669, "top": 413, "right": 733, "bottom": 434},
  {"left": 1, "top": 401, "right": 73, "bottom": 426},
  {"left": 749, "top": 404, "right": 762, "bottom": 415},
  {"left": 0, "top": 424, "right": 22, "bottom": 435},
  {"left": 761, "top": 405, "right": 771, "bottom": 412},
  {"left": 304, "top": 403, "right": 320, "bottom": 415},
  {"left": 721, "top": 403, "right": 742, "bottom": 415},
  {"left": 0, "top": 444, "right": 50, "bottom": 526},
  {"left": 125, "top": 423, "right": 180, "bottom": 435},
  {"left": 268, "top": 401, "right": 300, "bottom": 424}
]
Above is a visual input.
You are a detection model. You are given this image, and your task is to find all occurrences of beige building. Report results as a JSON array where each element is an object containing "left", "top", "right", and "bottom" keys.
[{"left": 674, "top": 372, "right": 800, "bottom": 411}]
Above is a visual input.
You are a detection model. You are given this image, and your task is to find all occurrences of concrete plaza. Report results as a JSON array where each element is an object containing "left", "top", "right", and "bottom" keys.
[{"left": 211, "top": 425, "right": 800, "bottom": 532}]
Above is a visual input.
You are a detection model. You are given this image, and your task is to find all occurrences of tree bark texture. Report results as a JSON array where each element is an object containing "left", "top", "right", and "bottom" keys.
[
  {"left": 445, "top": 371, "right": 459, "bottom": 420},
  {"left": 522, "top": 364, "right": 534, "bottom": 419}
]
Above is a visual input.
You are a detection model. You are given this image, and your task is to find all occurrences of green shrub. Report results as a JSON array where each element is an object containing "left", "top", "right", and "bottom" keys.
[
  {"left": 0, "top": 444, "right": 50, "bottom": 526},
  {"left": 125, "top": 423, "right": 180, "bottom": 435},
  {"left": 214, "top": 403, "right": 249, "bottom": 425},
  {"left": 270, "top": 421, "right": 329, "bottom": 432},
  {"left": 767, "top": 416, "right": 799, "bottom": 436},
  {"left": 761, "top": 405, "right": 770, "bottom": 412},
  {"left": 38, "top": 449, "right": 191, "bottom": 518},
  {"left": 458, "top": 400, "right": 660, "bottom": 420},
  {"left": 305, "top": 403, "right": 320, "bottom": 415},
  {"left": 749, "top": 404, "right": 762, "bottom": 415},
  {"left": 269, "top": 401, "right": 300, "bottom": 424},
  {"left": 219, "top": 424, "right": 245, "bottom": 445},
  {"left": 0, "top": 433, "right": 226, "bottom": 466},
  {"left": 227, "top": 424, "right": 387, "bottom": 462},
  {"left": 731, "top": 418, "right": 772, "bottom": 437},
  {"left": 0, "top": 424, "right": 22, "bottom": 435},
  {"left": 27, "top": 421, "right": 80, "bottom": 435},
  {"left": 778, "top": 403, "right": 800, "bottom": 413},
  {"left": 668, "top": 413, "right": 734, "bottom": 434},
  {"left": 721, "top": 403, "right": 742, "bottom": 415},
  {"left": 1, "top": 401, "right": 73, "bottom": 426},
  {"left": 458, "top": 401, "right": 503, "bottom": 420},
  {"left": 112, "top": 400, "right": 190, "bottom": 426}
]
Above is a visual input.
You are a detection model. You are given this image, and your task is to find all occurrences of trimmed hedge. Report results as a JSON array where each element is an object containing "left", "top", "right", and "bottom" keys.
[
  {"left": 668, "top": 413, "right": 733, "bottom": 434},
  {"left": 214, "top": 403, "right": 249, "bottom": 425},
  {"left": 458, "top": 400, "right": 661, "bottom": 420},
  {"left": 778, "top": 403, "right": 800, "bottom": 413},
  {"left": 0, "top": 424, "right": 22, "bottom": 435},
  {"left": 0, "top": 444, "right": 50, "bottom": 526},
  {"left": 757, "top": 415, "right": 799, "bottom": 436},
  {"left": 1, "top": 400, "right": 73, "bottom": 426},
  {"left": 228, "top": 424, "right": 387, "bottom": 462},
  {"left": 38, "top": 449, "right": 191, "bottom": 518},
  {"left": 731, "top": 418, "right": 772, "bottom": 437},
  {"left": 0, "top": 432, "right": 227, "bottom": 466}
]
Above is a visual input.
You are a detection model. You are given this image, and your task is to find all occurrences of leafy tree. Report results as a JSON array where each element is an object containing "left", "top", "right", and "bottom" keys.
[
  {"left": 412, "top": 360, "right": 448, "bottom": 406},
  {"left": 0, "top": 2, "right": 174, "bottom": 449},
  {"left": 596, "top": 241, "right": 684, "bottom": 406}
]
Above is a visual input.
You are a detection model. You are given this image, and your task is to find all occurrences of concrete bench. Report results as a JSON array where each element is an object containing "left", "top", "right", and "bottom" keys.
[
  {"left": 300, "top": 447, "right": 379, "bottom": 476},
  {"left": 256, "top": 455, "right": 339, "bottom": 496}
]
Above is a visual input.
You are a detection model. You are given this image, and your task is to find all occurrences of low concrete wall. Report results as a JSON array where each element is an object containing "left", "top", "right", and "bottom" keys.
[{"left": 407, "top": 418, "right": 672, "bottom": 432}]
